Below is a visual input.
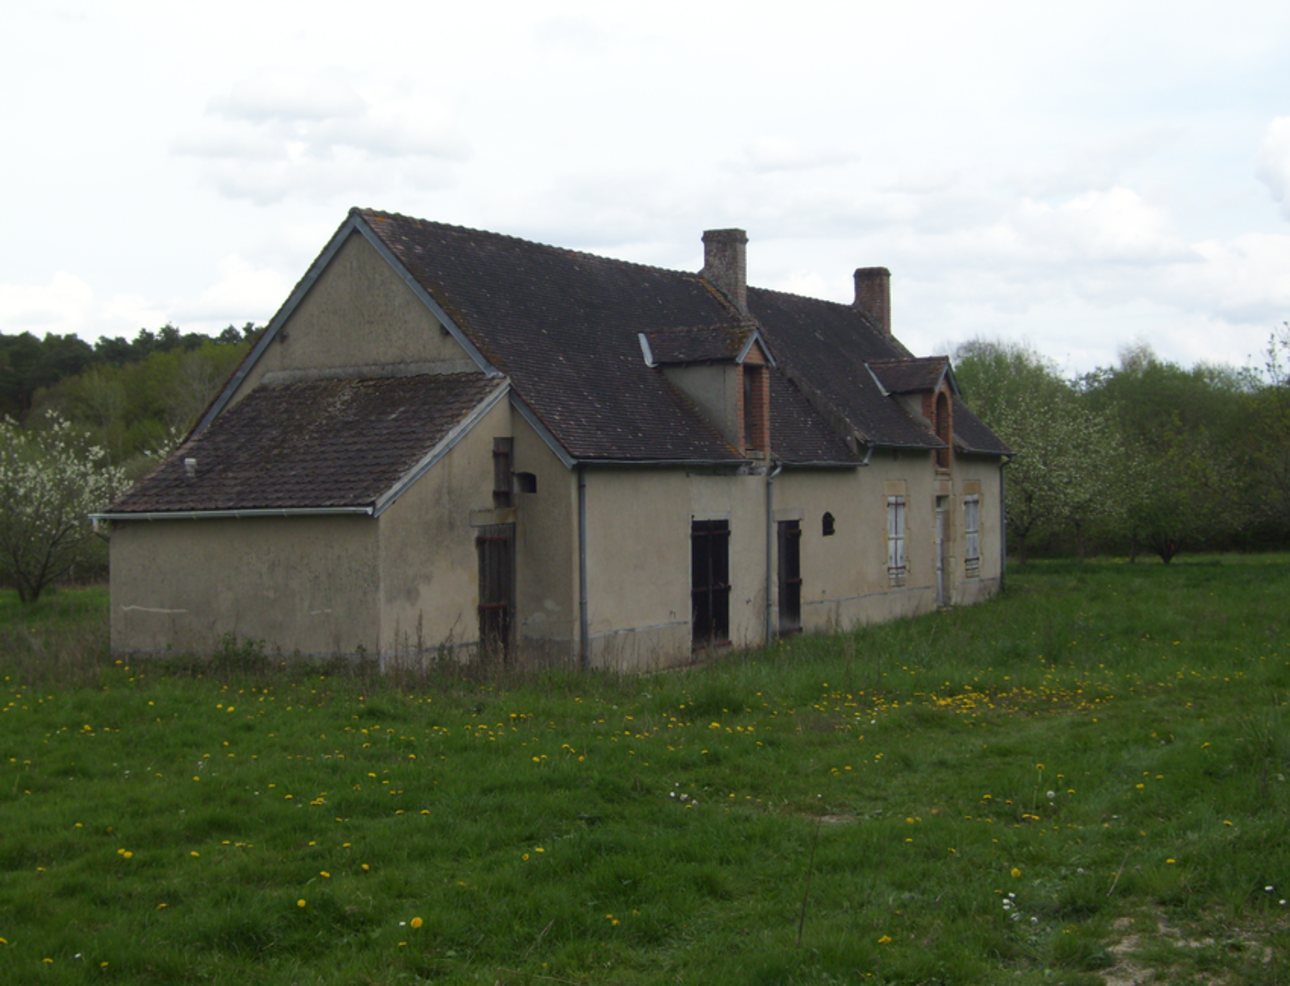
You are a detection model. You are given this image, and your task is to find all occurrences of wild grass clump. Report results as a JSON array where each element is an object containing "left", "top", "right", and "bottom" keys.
[
  {"left": 0, "top": 585, "right": 109, "bottom": 688},
  {"left": 1, "top": 556, "right": 1288, "bottom": 985}
]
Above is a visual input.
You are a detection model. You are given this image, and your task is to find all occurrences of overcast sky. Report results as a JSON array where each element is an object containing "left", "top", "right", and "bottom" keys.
[{"left": 3, "top": 0, "right": 1289, "bottom": 376}]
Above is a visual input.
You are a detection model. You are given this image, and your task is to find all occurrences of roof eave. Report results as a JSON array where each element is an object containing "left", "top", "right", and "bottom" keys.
[{"left": 91, "top": 506, "right": 376, "bottom": 523}]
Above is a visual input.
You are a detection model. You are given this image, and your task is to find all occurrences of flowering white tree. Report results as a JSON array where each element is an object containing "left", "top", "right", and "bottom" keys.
[
  {"left": 0, "top": 413, "right": 127, "bottom": 603},
  {"left": 955, "top": 338, "right": 1122, "bottom": 562}
]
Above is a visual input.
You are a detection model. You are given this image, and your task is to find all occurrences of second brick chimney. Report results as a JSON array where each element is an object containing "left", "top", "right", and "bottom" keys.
[
  {"left": 853, "top": 266, "right": 891, "bottom": 336},
  {"left": 702, "top": 228, "right": 749, "bottom": 316}
]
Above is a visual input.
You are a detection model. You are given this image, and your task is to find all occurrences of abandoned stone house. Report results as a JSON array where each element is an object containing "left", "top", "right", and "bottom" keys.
[{"left": 95, "top": 209, "right": 1011, "bottom": 670}]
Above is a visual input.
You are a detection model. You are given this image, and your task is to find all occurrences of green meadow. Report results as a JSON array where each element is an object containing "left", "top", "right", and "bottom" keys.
[{"left": 1, "top": 559, "right": 1287, "bottom": 985}]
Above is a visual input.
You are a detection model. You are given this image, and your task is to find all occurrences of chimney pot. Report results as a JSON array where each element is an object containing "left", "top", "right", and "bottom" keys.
[
  {"left": 702, "top": 228, "right": 749, "bottom": 316},
  {"left": 853, "top": 267, "right": 891, "bottom": 336}
]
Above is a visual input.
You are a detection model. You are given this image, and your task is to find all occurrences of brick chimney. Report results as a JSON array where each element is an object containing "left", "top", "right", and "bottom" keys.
[
  {"left": 853, "top": 266, "right": 891, "bottom": 336},
  {"left": 702, "top": 228, "right": 749, "bottom": 316}
]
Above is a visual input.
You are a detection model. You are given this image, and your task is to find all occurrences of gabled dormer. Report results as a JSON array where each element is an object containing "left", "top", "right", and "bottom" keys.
[
  {"left": 866, "top": 356, "right": 958, "bottom": 470},
  {"left": 640, "top": 324, "right": 775, "bottom": 457}
]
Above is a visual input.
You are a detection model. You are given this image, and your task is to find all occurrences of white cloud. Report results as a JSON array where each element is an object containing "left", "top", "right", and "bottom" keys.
[
  {"left": 210, "top": 69, "right": 367, "bottom": 123},
  {"left": 1257, "top": 116, "right": 1290, "bottom": 220},
  {"left": 173, "top": 71, "right": 470, "bottom": 205},
  {"left": 0, "top": 273, "right": 167, "bottom": 341},
  {"left": 172, "top": 254, "right": 294, "bottom": 328},
  {"left": 740, "top": 137, "right": 858, "bottom": 174},
  {"left": 1010, "top": 188, "right": 1196, "bottom": 267},
  {"left": 0, "top": 256, "right": 294, "bottom": 344},
  {"left": 1176, "top": 232, "right": 1290, "bottom": 324}
]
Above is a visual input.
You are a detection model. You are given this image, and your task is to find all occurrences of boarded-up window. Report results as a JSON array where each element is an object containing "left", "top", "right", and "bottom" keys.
[
  {"left": 964, "top": 495, "right": 981, "bottom": 578},
  {"left": 778, "top": 520, "right": 802, "bottom": 633},
  {"left": 887, "top": 496, "right": 907, "bottom": 587},
  {"left": 493, "top": 438, "right": 513, "bottom": 508},
  {"left": 477, "top": 523, "right": 514, "bottom": 661},
  {"left": 691, "top": 520, "right": 731, "bottom": 647}
]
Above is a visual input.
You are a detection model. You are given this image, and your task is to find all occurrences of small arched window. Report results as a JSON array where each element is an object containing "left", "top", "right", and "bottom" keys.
[{"left": 822, "top": 512, "right": 835, "bottom": 536}]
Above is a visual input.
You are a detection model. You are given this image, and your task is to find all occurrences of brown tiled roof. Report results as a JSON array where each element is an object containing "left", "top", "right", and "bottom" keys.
[
  {"left": 108, "top": 374, "right": 501, "bottom": 513},
  {"left": 866, "top": 356, "right": 950, "bottom": 395},
  {"left": 357, "top": 210, "right": 1000, "bottom": 459},
  {"left": 744, "top": 286, "right": 944, "bottom": 449},
  {"left": 770, "top": 371, "right": 859, "bottom": 463},
  {"left": 952, "top": 397, "right": 1013, "bottom": 455},
  {"left": 358, "top": 210, "right": 741, "bottom": 463}
]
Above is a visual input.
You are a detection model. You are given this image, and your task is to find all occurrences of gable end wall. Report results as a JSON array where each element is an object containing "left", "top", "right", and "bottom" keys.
[{"left": 228, "top": 232, "right": 472, "bottom": 409}]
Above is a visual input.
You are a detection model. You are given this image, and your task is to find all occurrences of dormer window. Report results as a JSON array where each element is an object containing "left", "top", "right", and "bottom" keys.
[{"left": 645, "top": 326, "right": 775, "bottom": 456}]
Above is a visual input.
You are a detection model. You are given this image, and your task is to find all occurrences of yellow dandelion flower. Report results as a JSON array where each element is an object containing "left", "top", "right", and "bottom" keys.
[
  {"left": 411, "top": 917, "right": 423, "bottom": 929},
  {"left": 157, "top": 903, "right": 167, "bottom": 909},
  {"left": 361, "top": 863, "right": 370, "bottom": 871},
  {"left": 878, "top": 935, "right": 892, "bottom": 944},
  {"left": 297, "top": 899, "right": 307, "bottom": 908},
  {"left": 320, "top": 871, "right": 330, "bottom": 878},
  {"left": 1011, "top": 867, "right": 1021, "bottom": 878}
]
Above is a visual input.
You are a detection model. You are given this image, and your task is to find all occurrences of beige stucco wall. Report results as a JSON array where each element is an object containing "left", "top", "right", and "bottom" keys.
[
  {"left": 577, "top": 466, "right": 767, "bottom": 671},
  {"left": 109, "top": 515, "right": 379, "bottom": 656},
  {"left": 777, "top": 454, "right": 937, "bottom": 632},
  {"left": 662, "top": 364, "right": 740, "bottom": 449},
  {"left": 511, "top": 415, "right": 578, "bottom": 656},
  {"left": 569, "top": 449, "right": 1005, "bottom": 672},
  {"left": 949, "top": 455, "right": 1005, "bottom": 605},
  {"left": 228, "top": 231, "right": 473, "bottom": 407},
  {"left": 376, "top": 398, "right": 511, "bottom": 663}
]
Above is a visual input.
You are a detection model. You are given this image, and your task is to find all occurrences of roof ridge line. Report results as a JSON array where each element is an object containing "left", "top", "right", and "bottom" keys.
[{"left": 355, "top": 207, "right": 711, "bottom": 280}]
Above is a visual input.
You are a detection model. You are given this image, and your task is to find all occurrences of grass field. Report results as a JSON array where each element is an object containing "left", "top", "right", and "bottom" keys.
[{"left": 1, "top": 558, "right": 1287, "bottom": 985}]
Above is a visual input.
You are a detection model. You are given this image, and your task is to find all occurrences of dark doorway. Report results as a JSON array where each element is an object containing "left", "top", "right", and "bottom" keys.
[
  {"left": 777, "top": 520, "right": 802, "bottom": 633},
  {"left": 691, "top": 520, "right": 730, "bottom": 647},
  {"left": 476, "top": 523, "right": 515, "bottom": 661}
]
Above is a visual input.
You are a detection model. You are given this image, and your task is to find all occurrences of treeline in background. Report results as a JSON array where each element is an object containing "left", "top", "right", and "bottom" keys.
[
  {"left": 0, "top": 323, "right": 257, "bottom": 474},
  {"left": 953, "top": 328, "right": 1290, "bottom": 562},
  {"left": 0, "top": 325, "right": 257, "bottom": 599}
]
